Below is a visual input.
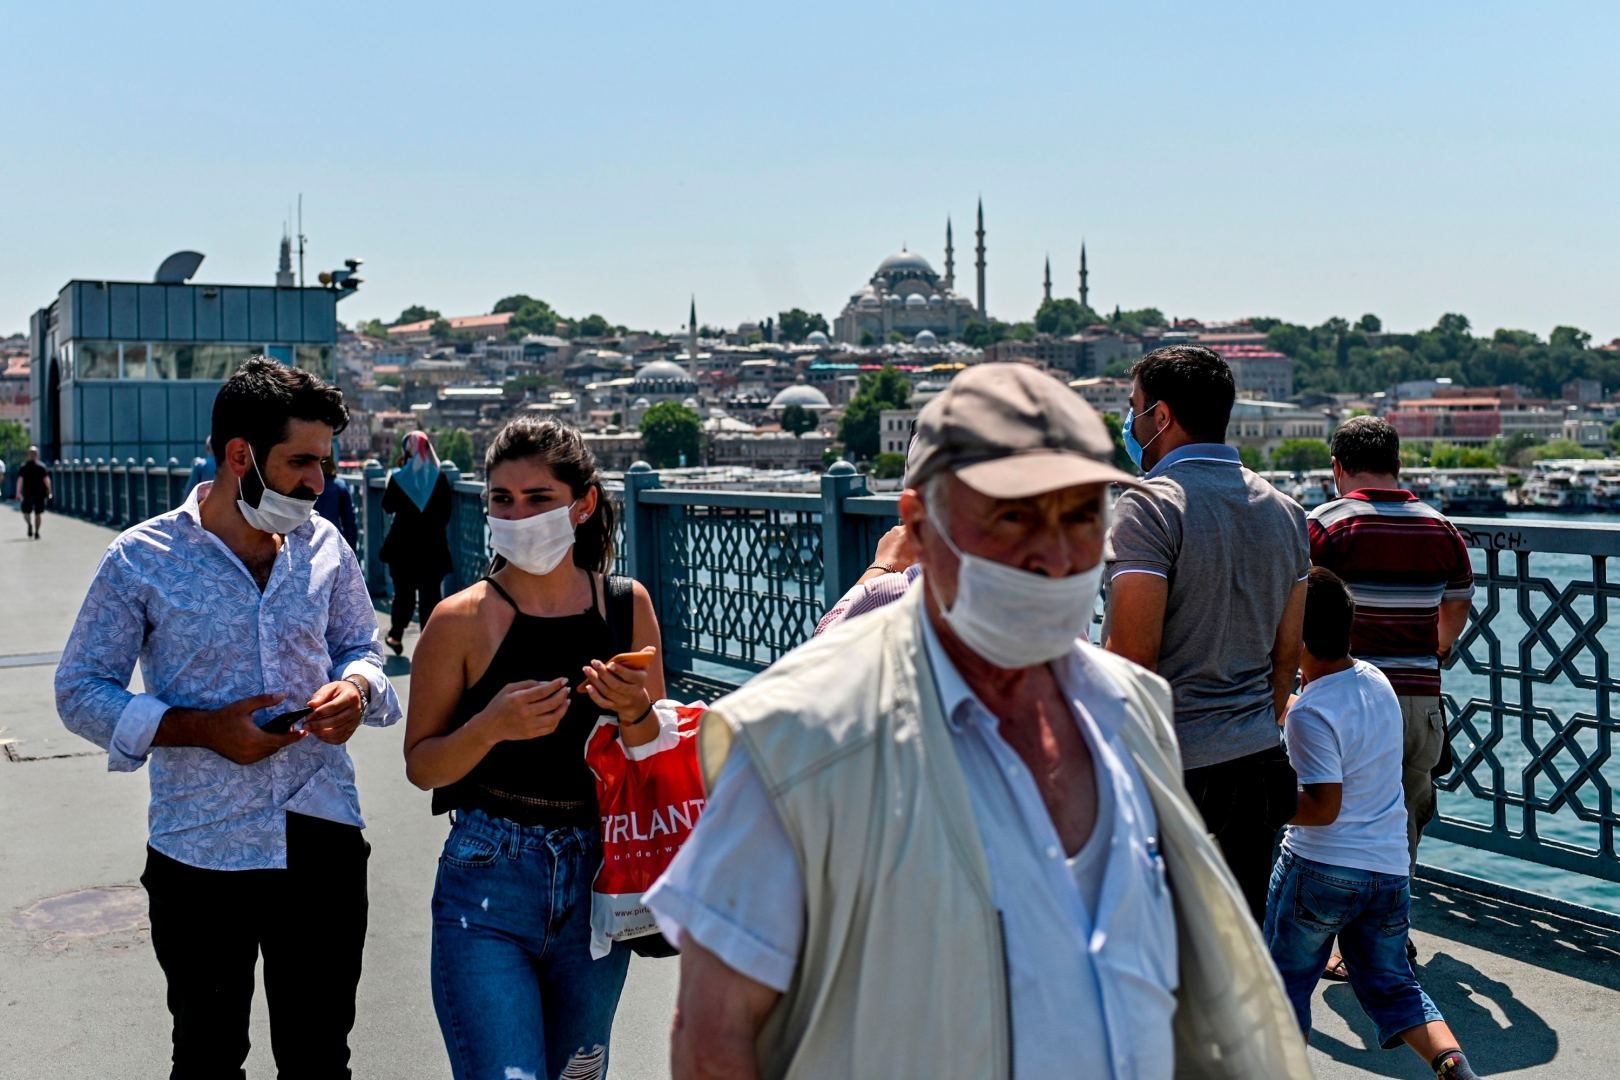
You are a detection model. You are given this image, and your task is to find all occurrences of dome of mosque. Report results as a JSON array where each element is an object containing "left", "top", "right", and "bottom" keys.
[
  {"left": 929, "top": 293, "right": 943, "bottom": 305},
  {"left": 682, "top": 396, "right": 701, "bottom": 409},
  {"left": 768, "top": 377, "right": 833, "bottom": 411},
  {"left": 634, "top": 359, "right": 695, "bottom": 383},
  {"left": 876, "top": 250, "right": 937, "bottom": 279},
  {"left": 904, "top": 293, "right": 928, "bottom": 309},
  {"left": 914, "top": 329, "right": 939, "bottom": 347},
  {"left": 805, "top": 330, "right": 831, "bottom": 346}
]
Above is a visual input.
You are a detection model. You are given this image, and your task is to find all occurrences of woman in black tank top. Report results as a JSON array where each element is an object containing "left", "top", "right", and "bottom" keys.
[{"left": 403, "top": 418, "right": 665, "bottom": 1080}]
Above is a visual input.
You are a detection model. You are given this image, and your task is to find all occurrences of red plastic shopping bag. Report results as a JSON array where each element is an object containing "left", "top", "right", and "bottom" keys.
[{"left": 584, "top": 700, "right": 707, "bottom": 958}]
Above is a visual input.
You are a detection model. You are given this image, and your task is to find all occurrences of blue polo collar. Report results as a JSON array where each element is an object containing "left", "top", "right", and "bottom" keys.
[{"left": 1146, "top": 442, "right": 1240, "bottom": 479}]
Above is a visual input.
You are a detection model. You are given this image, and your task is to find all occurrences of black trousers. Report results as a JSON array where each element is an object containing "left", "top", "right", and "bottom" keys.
[
  {"left": 1183, "top": 743, "right": 1299, "bottom": 925},
  {"left": 140, "top": 813, "right": 370, "bottom": 1080},
  {"left": 389, "top": 570, "right": 442, "bottom": 639}
]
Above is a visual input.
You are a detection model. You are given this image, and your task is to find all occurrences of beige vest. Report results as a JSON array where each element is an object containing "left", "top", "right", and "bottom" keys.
[{"left": 699, "top": 587, "right": 1313, "bottom": 1080}]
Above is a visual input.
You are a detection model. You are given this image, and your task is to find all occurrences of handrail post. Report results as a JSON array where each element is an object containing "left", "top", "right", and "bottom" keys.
[
  {"left": 167, "top": 459, "right": 184, "bottom": 510},
  {"left": 819, "top": 461, "right": 868, "bottom": 609},
  {"left": 363, "top": 462, "right": 388, "bottom": 596},
  {"left": 620, "top": 461, "right": 661, "bottom": 586},
  {"left": 440, "top": 463, "right": 465, "bottom": 592}
]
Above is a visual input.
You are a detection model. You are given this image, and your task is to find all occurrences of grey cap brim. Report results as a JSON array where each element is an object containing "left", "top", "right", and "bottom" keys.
[{"left": 954, "top": 450, "right": 1144, "bottom": 499}]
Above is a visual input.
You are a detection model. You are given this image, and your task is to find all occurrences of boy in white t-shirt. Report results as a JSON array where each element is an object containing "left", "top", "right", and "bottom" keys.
[{"left": 1266, "top": 567, "right": 1484, "bottom": 1080}]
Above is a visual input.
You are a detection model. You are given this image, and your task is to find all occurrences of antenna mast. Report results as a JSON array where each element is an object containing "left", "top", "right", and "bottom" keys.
[{"left": 297, "top": 194, "right": 306, "bottom": 287}]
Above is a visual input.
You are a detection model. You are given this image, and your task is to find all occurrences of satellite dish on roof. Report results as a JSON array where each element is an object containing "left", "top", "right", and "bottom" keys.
[{"left": 154, "top": 251, "right": 206, "bottom": 284}]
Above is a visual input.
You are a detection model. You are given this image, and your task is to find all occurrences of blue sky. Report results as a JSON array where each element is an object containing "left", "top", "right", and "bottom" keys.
[{"left": 4, "top": 1, "right": 1617, "bottom": 341}]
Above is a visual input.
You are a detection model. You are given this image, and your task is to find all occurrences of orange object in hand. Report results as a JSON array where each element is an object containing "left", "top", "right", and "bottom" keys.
[{"left": 576, "top": 649, "right": 657, "bottom": 693}]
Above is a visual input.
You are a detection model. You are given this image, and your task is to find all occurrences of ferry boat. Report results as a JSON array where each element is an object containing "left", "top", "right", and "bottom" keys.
[
  {"left": 1514, "top": 459, "right": 1613, "bottom": 512},
  {"left": 1435, "top": 469, "right": 1509, "bottom": 514}
]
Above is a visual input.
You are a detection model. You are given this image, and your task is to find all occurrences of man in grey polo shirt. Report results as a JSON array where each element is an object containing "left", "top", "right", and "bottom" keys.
[{"left": 1104, "top": 345, "right": 1309, "bottom": 923}]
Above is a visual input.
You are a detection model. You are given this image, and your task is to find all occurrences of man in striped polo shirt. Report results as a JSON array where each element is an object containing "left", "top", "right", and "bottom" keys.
[{"left": 1308, "top": 416, "right": 1475, "bottom": 878}]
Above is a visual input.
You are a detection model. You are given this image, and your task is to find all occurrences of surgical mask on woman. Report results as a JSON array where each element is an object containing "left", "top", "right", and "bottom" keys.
[
  {"left": 487, "top": 502, "right": 578, "bottom": 576},
  {"left": 925, "top": 503, "right": 1103, "bottom": 669},
  {"left": 237, "top": 449, "right": 316, "bottom": 535}
]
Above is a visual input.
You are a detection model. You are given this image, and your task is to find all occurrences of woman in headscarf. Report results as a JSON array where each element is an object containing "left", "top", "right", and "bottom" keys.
[{"left": 380, "top": 431, "right": 454, "bottom": 654}]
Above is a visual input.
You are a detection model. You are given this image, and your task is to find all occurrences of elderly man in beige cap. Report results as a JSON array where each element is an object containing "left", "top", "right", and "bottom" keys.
[{"left": 646, "top": 364, "right": 1311, "bottom": 1080}]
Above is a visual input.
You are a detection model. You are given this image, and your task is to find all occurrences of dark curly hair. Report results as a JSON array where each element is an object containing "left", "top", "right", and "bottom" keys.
[{"left": 210, "top": 356, "right": 349, "bottom": 461}]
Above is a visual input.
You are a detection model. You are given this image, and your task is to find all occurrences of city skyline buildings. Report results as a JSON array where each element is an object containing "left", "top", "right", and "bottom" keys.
[{"left": 3, "top": 2, "right": 1618, "bottom": 343}]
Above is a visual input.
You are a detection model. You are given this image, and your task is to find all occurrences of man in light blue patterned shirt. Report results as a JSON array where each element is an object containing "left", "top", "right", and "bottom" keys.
[{"left": 56, "top": 357, "right": 401, "bottom": 1080}]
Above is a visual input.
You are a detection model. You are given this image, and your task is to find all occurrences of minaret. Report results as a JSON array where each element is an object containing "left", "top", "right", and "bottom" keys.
[
  {"left": 974, "top": 198, "right": 987, "bottom": 319},
  {"left": 943, "top": 218, "right": 955, "bottom": 291},
  {"left": 687, "top": 296, "right": 698, "bottom": 381},
  {"left": 1079, "top": 241, "right": 1090, "bottom": 312},
  {"left": 1043, "top": 255, "right": 1052, "bottom": 304},
  {"left": 275, "top": 229, "right": 295, "bottom": 288}
]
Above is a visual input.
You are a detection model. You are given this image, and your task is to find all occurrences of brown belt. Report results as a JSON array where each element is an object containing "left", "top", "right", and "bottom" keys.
[{"left": 473, "top": 782, "right": 590, "bottom": 812}]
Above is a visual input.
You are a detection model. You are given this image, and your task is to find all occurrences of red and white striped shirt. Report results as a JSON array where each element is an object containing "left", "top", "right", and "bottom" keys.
[{"left": 1307, "top": 489, "right": 1475, "bottom": 696}]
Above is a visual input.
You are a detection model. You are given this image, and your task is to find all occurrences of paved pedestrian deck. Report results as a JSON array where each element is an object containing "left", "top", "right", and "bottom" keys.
[{"left": 3, "top": 509, "right": 1616, "bottom": 1079}]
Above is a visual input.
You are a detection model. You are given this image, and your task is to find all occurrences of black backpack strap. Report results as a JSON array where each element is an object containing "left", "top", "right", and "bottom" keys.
[{"left": 603, "top": 574, "right": 636, "bottom": 655}]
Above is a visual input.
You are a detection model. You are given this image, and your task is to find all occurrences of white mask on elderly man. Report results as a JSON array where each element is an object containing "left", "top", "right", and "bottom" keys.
[{"left": 925, "top": 503, "right": 1103, "bottom": 669}]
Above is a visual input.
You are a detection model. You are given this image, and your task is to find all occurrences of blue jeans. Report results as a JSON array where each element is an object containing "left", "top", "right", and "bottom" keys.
[
  {"left": 431, "top": 809, "right": 631, "bottom": 1080},
  {"left": 1264, "top": 848, "right": 1443, "bottom": 1048}
]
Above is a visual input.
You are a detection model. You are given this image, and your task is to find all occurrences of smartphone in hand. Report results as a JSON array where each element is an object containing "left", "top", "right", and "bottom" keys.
[
  {"left": 259, "top": 706, "right": 313, "bottom": 735},
  {"left": 575, "top": 649, "right": 657, "bottom": 694}
]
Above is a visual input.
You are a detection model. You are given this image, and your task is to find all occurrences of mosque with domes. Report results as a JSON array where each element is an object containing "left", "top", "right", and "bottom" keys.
[{"left": 832, "top": 201, "right": 987, "bottom": 346}]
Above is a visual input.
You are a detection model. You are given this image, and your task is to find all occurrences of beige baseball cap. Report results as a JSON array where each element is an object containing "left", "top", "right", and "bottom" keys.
[{"left": 905, "top": 363, "right": 1140, "bottom": 497}]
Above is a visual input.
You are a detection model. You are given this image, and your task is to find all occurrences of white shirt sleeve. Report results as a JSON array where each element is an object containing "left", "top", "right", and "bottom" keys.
[
  {"left": 644, "top": 749, "right": 805, "bottom": 993},
  {"left": 1284, "top": 703, "right": 1344, "bottom": 786}
]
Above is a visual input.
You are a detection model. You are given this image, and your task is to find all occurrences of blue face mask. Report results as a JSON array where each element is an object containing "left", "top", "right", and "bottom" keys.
[{"left": 1123, "top": 401, "right": 1165, "bottom": 471}]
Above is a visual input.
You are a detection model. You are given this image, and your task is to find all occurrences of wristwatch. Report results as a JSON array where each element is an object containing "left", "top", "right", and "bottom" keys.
[{"left": 345, "top": 674, "right": 373, "bottom": 714}]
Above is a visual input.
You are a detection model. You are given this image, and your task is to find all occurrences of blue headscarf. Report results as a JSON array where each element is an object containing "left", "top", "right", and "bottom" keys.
[{"left": 394, "top": 430, "right": 441, "bottom": 512}]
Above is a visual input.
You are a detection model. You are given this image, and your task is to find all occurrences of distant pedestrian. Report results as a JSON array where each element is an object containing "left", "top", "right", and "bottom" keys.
[
  {"left": 17, "top": 446, "right": 51, "bottom": 539},
  {"left": 403, "top": 417, "right": 666, "bottom": 1080},
  {"left": 1266, "top": 568, "right": 1485, "bottom": 1080},
  {"left": 1103, "top": 345, "right": 1310, "bottom": 923},
  {"left": 1307, "top": 415, "right": 1474, "bottom": 980},
  {"left": 380, "top": 430, "right": 453, "bottom": 655},
  {"left": 314, "top": 449, "right": 360, "bottom": 551},
  {"left": 55, "top": 357, "right": 401, "bottom": 1079},
  {"left": 0, "top": 455, "right": 8, "bottom": 500},
  {"left": 816, "top": 432, "right": 922, "bottom": 635}
]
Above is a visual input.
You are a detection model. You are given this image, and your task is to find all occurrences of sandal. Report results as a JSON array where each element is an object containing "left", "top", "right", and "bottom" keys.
[
  {"left": 386, "top": 635, "right": 404, "bottom": 656},
  {"left": 1322, "top": 953, "right": 1348, "bottom": 982}
]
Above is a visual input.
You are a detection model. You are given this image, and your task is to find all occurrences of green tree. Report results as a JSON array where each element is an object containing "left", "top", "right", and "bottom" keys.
[
  {"left": 870, "top": 452, "right": 907, "bottom": 480},
  {"left": 837, "top": 365, "right": 911, "bottom": 462},
  {"left": 777, "top": 308, "right": 830, "bottom": 344},
  {"left": 640, "top": 402, "right": 704, "bottom": 468},
  {"left": 373, "top": 373, "right": 402, "bottom": 388},
  {"left": 860, "top": 330, "right": 878, "bottom": 347},
  {"left": 1238, "top": 446, "right": 1266, "bottom": 471},
  {"left": 1355, "top": 314, "right": 1382, "bottom": 333},
  {"left": 1493, "top": 432, "right": 1544, "bottom": 467},
  {"left": 1550, "top": 325, "right": 1591, "bottom": 351},
  {"left": 1610, "top": 420, "right": 1620, "bottom": 450},
  {"left": 493, "top": 294, "right": 560, "bottom": 338},
  {"left": 1429, "top": 442, "right": 1496, "bottom": 469},
  {"left": 394, "top": 305, "right": 441, "bottom": 326},
  {"left": 1034, "top": 298, "right": 1103, "bottom": 337},
  {"left": 358, "top": 318, "right": 391, "bottom": 339},
  {"left": 432, "top": 428, "right": 475, "bottom": 471},
  {"left": 1271, "top": 438, "right": 1332, "bottom": 472},
  {"left": 779, "top": 403, "right": 818, "bottom": 437},
  {"left": 0, "top": 420, "right": 29, "bottom": 468},
  {"left": 1110, "top": 308, "right": 1167, "bottom": 337},
  {"left": 428, "top": 318, "right": 453, "bottom": 341},
  {"left": 575, "top": 314, "right": 613, "bottom": 338},
  {"left": 887, "top": 330, "right": 907, "bottom": 344},
  {"left": 1522, "top": 439, "right": 1603, "bottom": 463}
]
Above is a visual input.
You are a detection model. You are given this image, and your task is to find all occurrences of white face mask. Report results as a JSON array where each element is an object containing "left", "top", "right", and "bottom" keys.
[
  {"left": 237, "top": 449, "right": 316, "bottom": 535},
  {"left": 488, "top": 502, "right": 577, "bottom": 576},
  {"left": 925, "top": 503, "right": 1103, "bottom": 670}
]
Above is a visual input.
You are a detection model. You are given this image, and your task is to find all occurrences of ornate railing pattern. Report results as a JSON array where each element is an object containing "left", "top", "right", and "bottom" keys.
[{"left": 43, "top": 459, "right": 1620, "bottom": 889}]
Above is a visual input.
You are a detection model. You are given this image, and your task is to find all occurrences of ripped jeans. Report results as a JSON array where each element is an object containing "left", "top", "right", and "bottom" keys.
[{"left": 431, "top": 809, "right": 631, "bottom": 1080}]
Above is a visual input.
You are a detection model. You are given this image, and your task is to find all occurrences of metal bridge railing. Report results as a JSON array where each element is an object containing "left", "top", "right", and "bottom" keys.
[{"left": 44, "top": 458, "right": 1620, "bottom": 891}]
